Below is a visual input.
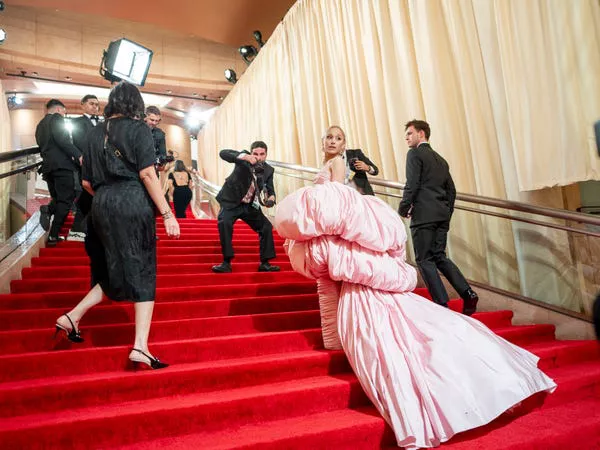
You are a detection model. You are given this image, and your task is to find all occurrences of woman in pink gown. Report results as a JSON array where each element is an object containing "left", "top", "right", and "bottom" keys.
[{"left": 274, "top": 126, "right": 556, "bottom": 449}]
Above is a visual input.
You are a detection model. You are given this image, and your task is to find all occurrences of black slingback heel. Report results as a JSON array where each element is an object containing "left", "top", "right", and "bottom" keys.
[
  {"left": 54, "top": 313, "right": 84, "bottom": 343},
  {"left": 129, "top": 348, "right": 169, "bottom": 370}
]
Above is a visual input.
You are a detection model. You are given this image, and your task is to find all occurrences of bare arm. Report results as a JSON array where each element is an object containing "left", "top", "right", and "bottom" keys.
[
  {"left": 82, "top": 180, "right": 94, "bottom": 196},
  {"left": 167, "top": 179, "right": 174, "bottom": 201},
  {"left": 330, "top": 157, "right": 346, "bottom": 184}
]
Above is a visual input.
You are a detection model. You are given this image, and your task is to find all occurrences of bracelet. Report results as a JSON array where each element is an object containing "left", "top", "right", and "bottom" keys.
[{"left": 161, "top": 209, "right": 173, "bottom": 219}]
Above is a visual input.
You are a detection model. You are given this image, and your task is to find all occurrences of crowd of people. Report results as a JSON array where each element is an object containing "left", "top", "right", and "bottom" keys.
[{"left": 40, "top": 80, "right": 600, "bottom": 448}]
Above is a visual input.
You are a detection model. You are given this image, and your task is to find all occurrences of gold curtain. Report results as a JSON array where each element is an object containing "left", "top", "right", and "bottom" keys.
[{"left": 197, "top": 0, "right": 600, "bottom": 315}]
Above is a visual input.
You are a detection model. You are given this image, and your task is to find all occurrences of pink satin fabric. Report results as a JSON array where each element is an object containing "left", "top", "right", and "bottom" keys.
[{"left": 275, "top": 163, "right": 556, "bottom": 449}]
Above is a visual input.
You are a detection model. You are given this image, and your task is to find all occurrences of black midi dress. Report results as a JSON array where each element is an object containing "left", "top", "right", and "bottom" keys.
[{"left": 82, "top": 117, "right": 157, "bottom": 302}]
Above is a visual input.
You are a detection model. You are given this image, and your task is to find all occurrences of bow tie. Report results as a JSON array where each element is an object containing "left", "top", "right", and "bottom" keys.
[{"left": 90, "top": 115, "right": 100, "bottom": 123}]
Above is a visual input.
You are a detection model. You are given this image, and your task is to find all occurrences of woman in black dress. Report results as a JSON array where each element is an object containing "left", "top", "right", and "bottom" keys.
[
  {"left": 54, "top": 81, "right": 180, "bottom": 370},
  {"left": 168, "top": 160, "right": 193, "bottom": 218}
]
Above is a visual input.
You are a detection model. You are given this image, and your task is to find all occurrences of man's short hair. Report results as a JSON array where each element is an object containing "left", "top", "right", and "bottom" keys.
[
  {"left": 81, "top": 94, "right": 98, "bottom": 104},
  {"left": 250, "top": 141, "right": 268, "bottom": 152},
  {"left": 405, "top": 119, "right": 431, "bottom": 140},
  {"left": 46, "top": 99, "right": 65, "bottom": 110},
  {"left": 146, "top": 106, "right": 161, "bottom": 116}
]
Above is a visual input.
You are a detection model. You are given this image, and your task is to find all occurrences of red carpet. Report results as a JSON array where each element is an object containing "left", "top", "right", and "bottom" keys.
[{"left": 0, "top": 217, "right": 599, "bottom": 449}]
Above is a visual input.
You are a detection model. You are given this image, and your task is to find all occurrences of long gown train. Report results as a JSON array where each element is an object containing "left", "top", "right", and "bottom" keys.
[{"left": 275, "top": 178, "right": 556, "bottom": 449}]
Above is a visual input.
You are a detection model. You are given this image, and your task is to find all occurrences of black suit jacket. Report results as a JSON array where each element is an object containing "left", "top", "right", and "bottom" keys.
[
  {"left": 35, "top": 113, "right": 82, "bottom": 173},
  {"left": 71, "top": 115, "right": 97, "bottom": 153},
  {"left": 151, "top": 127, "right": 167, "bottom": 160},
  {"left": 346, "top": 149, "right": 379, "bottom": 195},
  {"left": 398, "top": 143, "right": 456, "bottom": 228},
  {"left": 216, "top": 149, "right": 276, "bottom": 210}
]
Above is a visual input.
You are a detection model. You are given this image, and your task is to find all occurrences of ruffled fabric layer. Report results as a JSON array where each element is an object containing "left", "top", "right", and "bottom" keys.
[{"left": 275, "top": 182, "right": 556, "bottom": 449}]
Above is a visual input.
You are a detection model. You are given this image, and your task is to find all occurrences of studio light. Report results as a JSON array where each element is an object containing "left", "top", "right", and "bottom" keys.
[
  {"left": 238, "top": 45, "right": 258, "bottom": 65},
  {"left": 0, "top": 28, "right": 6, "bottom": 44},
  {"left": 100, "top": 38, "right": 153, "bottom": 86},
  {"left": 253, "top": 30, "right": 265, "bottom": 48},
  {"left": 224, "top": 69, "right": 237, "bottom": 84},
  {"left": 7, "top": 94, "right": 23, "bottom": 108}
]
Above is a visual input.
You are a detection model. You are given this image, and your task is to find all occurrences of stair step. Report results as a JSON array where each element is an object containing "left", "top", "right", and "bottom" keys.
[
  {"left": 0, "top": 310, "right": 323, "bottom": 355},
  {"left": 0, "top": 350, "right": 351, "bottom": 418},
  {"left": 2, "top": 362, "right": 600, "bottom": 450},
  {"left": 57, "top": 238, "right": 287, "bottom": 247},
  {"left": 0, "top": 281, "right": 318, "bottom": 310},
  {"left": 10, "top": 271, "right": 308, "bottom": 294},
  {"left": 113, "top": 397, "right": 600, "bottom": 450},
  {"left": 0, "top": 294, "right": 320, "bottom": 331},
  {"left": 30, "top": 254, "right": 288, "bottom": 266},
  {"left": 39, "top": 245, "right": 286, "bottom": 257},
  {"left": 0, "top": 375, "right": 369, "bottom": 449},
  {"left": 0, "top": 329, "right": 325, "bottom": 382}
]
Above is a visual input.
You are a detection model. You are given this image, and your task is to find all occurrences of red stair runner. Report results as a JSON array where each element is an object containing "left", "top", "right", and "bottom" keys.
[{"left": 0, "top": 218, "right": 598, "bottom": 449}]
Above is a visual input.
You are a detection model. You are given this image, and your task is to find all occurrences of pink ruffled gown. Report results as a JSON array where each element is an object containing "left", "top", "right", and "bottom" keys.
[{"left": 274, "top": 157, "right": 556, "bottom": 449}]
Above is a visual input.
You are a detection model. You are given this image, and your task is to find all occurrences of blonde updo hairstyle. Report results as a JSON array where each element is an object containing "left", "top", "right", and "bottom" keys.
[{"left": 321, "top": 125, "right": 347, "bottom": 162}]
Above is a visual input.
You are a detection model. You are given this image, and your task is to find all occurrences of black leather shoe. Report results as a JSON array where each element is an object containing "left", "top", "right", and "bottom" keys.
[
  {"left": 39, "top": 205, "right": 51, "bottom": 231},
  {"left": 211, "top": 262, "right": 232, "bottom": 273},
  {"left": 258, "top": 262, "right": 280, "bottom": 272},
  {"left": 462, "top": 288, "right": 479, "bottom": 316},
  {"left": 46, "top": 236, "right": 64, "bottom": 247}
]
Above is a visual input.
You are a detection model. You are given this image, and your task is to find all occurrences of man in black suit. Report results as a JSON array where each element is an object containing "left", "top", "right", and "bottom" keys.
[
  {"left": 69, "top": 94, "right": 101, "bottom": 241},
  {"left": 345, "top": 148, "right": 379, "bottom": 195},
  {"left": 399, "top": 120, "right": 478, "bottom": 315},
  {"left": 144, "top": 106, "right": 167, "bottom": 163},
  {"left": 36, "top": 99, "right": 82, "bottom": 246},
  {"left": 212, "top": 141, "right": 279, "bottom": 273}
]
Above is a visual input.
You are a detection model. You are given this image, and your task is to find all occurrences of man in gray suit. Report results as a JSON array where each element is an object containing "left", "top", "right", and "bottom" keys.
[{"left": 399, "top": 120, "right": 478, "bottom": 315}]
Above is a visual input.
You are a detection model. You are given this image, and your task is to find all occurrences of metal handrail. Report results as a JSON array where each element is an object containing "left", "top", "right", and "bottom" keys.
[
  {"left": 268, "top": 159, "right": 600, "bottom": 228},
  {"left": 191, "top": 172, "right": 220, "bottom": 197},
  {"left": 0, "top": 146, "right": 40, "bottom": 164}
]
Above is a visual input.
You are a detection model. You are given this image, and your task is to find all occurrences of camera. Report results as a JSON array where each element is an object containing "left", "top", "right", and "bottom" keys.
[
  {"left": 349, "top": 157, "right": 359, "bottom": 167},
  {"left": 155, "top": 154, "right": 175, "bottom": 168}
]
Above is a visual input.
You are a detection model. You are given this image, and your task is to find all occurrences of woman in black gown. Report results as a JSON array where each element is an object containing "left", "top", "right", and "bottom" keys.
[
  {"left": 54, "top": 82, "right": 180, "bottom": 370},
  {"left": 168, "top": 160, "right": 193, "bottom": 218}
]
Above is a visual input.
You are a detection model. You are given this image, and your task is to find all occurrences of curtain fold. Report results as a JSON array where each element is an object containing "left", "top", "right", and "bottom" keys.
[{"left": 197, "top": 0, "right": 600, "bottom": 314}]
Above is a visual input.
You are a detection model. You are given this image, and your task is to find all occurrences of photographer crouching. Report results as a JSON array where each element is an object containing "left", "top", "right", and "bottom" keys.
[{"left": 212, "top": 141, "right": 279, "bottom": 273}]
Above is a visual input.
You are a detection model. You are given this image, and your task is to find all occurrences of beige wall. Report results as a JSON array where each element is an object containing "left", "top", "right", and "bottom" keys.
[
  {"left": 10, "top": 108, "right": 44, "bottom": 150},
  {"left": 0, "top": 5, "right": 244, "bottom": 96},
  {"left": 163, "top": 124, "right": 191, "bottom": 166}
]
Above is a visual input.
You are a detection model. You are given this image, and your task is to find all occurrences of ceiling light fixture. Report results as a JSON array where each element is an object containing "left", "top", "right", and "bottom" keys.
[
  {"left": 253, "top": 30, "right": 265, "bottom": 48},
  {"left": 224, "top": 69, "right": 237, "bottom": 84},
  {"left": 238, "top": 45, "right": 258, "bottom": 65}
]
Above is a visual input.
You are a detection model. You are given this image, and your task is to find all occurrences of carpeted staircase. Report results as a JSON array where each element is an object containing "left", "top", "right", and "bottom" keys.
[{"left": 0, "top": 217, "right": 599, "bottom": 449}]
